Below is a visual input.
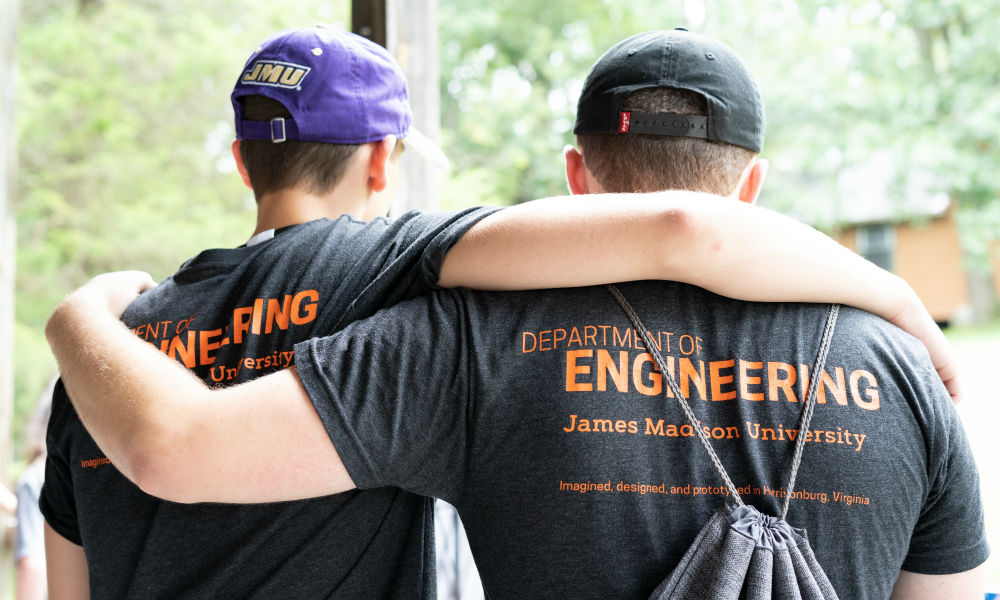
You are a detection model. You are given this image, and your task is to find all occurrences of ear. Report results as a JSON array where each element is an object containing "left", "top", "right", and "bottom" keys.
[
  {"left": 563, "top": 145, "right": 591, "bottom": 195},
  {"left": 736, "top": 157, "right": 768, "bottom": 205},
  {"left": 231, "top": 140, "right": 252, "bottom": 189},
  {"left": 366, "top": 135, "right": 397, "bottom": 193}
]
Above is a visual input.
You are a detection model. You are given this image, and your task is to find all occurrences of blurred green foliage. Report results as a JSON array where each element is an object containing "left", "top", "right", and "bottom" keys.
[
  {"left": 437, "top": 0, "right": 1000, "bottom": 230},
  {"left": 13, "top": 0, "right": 1000, "bottom": 456}
]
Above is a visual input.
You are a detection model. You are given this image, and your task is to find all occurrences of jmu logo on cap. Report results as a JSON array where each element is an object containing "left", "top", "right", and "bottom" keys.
[{"left": 241, "top": 60, "right": 310, "bottom": 89}]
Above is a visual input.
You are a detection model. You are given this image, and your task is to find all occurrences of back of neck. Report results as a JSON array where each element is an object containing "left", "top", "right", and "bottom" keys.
[{"left": 252, "top": 188, "right": 367, "bottom": 236}]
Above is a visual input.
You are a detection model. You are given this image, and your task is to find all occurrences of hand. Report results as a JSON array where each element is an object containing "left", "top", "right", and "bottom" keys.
[
  {"left": 46, "top": 271, "right": 155, "bottom": 354},
  {"left": 890, "top": 300, "right": 962, "bottom": 403},
  {"left": 68, "top": 271, "right": 156, "bottom": 318}
]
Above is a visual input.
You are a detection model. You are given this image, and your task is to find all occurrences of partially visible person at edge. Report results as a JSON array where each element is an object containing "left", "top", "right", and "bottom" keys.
[
  {"left": 14, "top": 378, "right": 54, "bottom": 600},
  {"left": 43, "top": 27, "right": 972, "bottom": 600}
]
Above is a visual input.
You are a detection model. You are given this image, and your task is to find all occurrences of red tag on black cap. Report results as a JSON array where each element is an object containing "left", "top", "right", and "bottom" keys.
[
  {"left": 621, "top": 113, "right": 708, "bottom": 139},
  {"left": 619, "top": 111, "right": 632, "bottom": 133}
]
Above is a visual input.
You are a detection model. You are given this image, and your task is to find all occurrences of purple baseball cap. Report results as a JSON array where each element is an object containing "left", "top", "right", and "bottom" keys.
[{"left": 232, "top": 25, "right": 448, "bottom": 168}]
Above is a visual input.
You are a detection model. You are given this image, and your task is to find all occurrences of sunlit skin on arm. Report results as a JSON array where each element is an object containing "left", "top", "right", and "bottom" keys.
[
  {"left": 45, "top": 523, "right": 90, "bottom": 600},
  {"left": 890, "top": 565, "right": 986, "bottom": 600}
]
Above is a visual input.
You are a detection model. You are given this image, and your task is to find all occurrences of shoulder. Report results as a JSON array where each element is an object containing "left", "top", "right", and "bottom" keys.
[
  {"left": 835, "top": 304, "right": 927, "bottom": 352},
  {"left": 384, "top": 206, "right": 503, "bottom": 237},
  {"left": 832, "top": 305, "right": 942, "bottom": 392}
]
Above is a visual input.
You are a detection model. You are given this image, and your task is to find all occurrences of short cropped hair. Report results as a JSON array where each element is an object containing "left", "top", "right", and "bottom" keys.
[
  {"left": 576, "top": 88, "right": 755, "bottom": 195},
  {"left": 238, "top": 96, "right": 361, "bottom": 199}
]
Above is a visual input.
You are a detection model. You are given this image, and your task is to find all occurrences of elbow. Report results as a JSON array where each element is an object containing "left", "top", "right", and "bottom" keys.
[
  {"left": 126, "top": 450, "right": 190, "bottom": 504},
  {"left": 44, "top": 299, "right": 79, "bottom": 359},
  {"left": 118, "top": 419, "right": 203, "bottom": 504},
  {"left": 663, "top": 202, "right": 704, "bottom": 237},
  {"left": 657, "top": 203, "right": 716, "bottom": 274}
]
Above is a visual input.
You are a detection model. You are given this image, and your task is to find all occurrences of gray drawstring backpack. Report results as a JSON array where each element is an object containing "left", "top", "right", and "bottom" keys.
[{"left": 607, "top": 286, "right": 841, "bottom": 600}]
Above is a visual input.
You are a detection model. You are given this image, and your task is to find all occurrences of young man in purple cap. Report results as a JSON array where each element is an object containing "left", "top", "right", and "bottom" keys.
[{"left": 43, "top": 28, "right": 976, "bottom": 600}]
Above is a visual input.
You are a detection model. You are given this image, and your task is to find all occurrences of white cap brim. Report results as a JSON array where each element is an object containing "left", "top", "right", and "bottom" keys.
[{"left": 403, "top": 126, "right": 450, "bottom": 171}]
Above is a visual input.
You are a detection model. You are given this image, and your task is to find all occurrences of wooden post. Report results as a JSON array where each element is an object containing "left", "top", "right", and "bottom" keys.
[
  {"left": 353, "top": 0, "right": 441, "bottom": 214},
  {"left": 354, "top": 5, "right": 469, "bottom": 599},
  {"left": 0, "top": 0, "right": 18, "bottom": 593},
  {"left": 352, "top": 0, "right": 387, "bottom": 48},
  {"left": 386, "top": 0, "right": 442, "bottom": 213}
]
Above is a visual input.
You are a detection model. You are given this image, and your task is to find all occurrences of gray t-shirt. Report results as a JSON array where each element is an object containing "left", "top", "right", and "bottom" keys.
[
  {"left": 295, "top": 281, "right": 988, "bottom": 600},
  {"left": 41, "top": 208, "right": 496, "bottom": 599}
]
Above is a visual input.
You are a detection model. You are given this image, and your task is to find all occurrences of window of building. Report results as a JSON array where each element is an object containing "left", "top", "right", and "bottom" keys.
[{"left": 856, "top": 223, "right": 896, "bottom": 273}]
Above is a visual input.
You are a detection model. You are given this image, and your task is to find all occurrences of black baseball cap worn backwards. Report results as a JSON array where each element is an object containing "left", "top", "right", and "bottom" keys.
[{"left": 574, "top": 28, "right": 764, "bottom": 153}]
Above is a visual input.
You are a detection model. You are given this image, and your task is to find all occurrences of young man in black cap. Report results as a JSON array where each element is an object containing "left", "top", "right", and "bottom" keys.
[{"left": 43, "top": 29, "right": 982, "bottom": 599}]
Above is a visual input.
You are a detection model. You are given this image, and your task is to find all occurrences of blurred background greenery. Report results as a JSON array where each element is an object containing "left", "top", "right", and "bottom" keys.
[{"left": 9, "top": 0, "right": 1000, "bottom": 586}]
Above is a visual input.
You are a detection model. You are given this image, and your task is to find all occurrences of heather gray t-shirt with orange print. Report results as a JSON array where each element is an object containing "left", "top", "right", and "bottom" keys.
[
  {"left": 41, "top": 208, "right": 496, "bottom": 600},
  {"left": 296, "top": 280, "right": 988, "bottom": 600}
]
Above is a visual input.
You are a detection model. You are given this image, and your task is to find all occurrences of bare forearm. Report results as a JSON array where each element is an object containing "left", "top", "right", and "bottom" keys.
[
  {"left": 890, "top": 566, "right": 985, "bottom": 600},
  {"left": 677, "top": 198, "right": 910, "bottom": 313},
  {"left": 45, "top": 286, "right": 204, "bottom": 485},
  {"left": 443, "top": 192, "right": 913, "bottom": 318},
  {"left": 439, "top": 192, "right": 705, "bottom": 290},
  {"left": 44, "top": 524, "right": 89, "bottom": 600}
]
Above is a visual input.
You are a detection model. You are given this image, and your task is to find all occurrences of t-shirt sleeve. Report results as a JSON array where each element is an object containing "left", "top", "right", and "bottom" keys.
[
  {"left": 295, "top": 289, "right": 473, "bottom": 505},
  {"left": 900, "top": 396, "right": 989, "bottom": 574},
  {"left": 332, "top": 207, "right": 500, "bottom": 330},
  {"left": 392, "top": 207, "right": 501, "bottom": 291},
  {"left": 38, "top": 379, "right": 84, "bottom": 546}
]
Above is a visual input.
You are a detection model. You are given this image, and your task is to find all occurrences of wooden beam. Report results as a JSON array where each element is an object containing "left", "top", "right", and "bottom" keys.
[
  {"left": 387, "top": 0, "right": 441, "bottom": 213},
  {"left": 351, "top": 0, "right": 442, "bottom": 215},
  {"left": 353, "top": 0, "right": 441, "bottom": 214},
  {"left": 352, "top": 0, "right": 387, "bottom": 47}
]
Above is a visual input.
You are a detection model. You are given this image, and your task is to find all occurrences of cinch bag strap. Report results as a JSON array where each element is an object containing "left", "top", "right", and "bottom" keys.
[
  {"left": 779, "top": 303, "right": 839, "bottom": 519},
  {"left": 606, "top": 285, "right": 839, "bottom": 518}
]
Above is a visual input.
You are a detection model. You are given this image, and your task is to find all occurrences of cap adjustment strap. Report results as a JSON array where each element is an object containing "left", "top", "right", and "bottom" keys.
[
  {"left": 618, "top": 112, "right": 708, "bottom": 139},
  {"left": 238, "top": 117, "right": 301, "bottom": 143},
  {"left": 270, "top": 117, "right": 287, "bottom": 143}
]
